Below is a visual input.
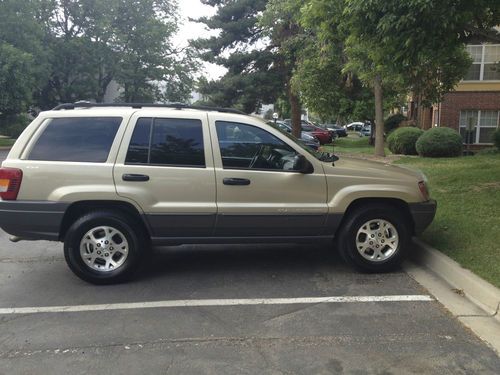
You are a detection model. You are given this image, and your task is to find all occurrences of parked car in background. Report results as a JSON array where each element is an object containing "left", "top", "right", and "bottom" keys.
[
  {"left": 301, "top": 123, "right": 332, "bottom": 144},
  {"left": 269, "top": 121, "right": 320, "bottom": 150},
  {"left": 360, "top": 124, "right": 372, "bottom": 137},
  {"left": 345, "top": 122, "right": 364, "bottom": 132},
  {"left": 324, "top": 124, "right": 347, "bottom": 138},
  {"left": 282, "top": 119, "right": 332, "bottom": 144}
]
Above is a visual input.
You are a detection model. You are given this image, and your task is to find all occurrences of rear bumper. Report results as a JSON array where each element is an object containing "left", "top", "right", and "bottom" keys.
[
  {"left": 0, "top": 201, "right": 69, "bottom": 241},
  {"left": 409, "top": 200, "right": 437, "bottom": 235}
]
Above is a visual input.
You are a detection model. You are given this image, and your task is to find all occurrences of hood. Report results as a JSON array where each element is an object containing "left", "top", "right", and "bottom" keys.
[{"left": 322, "top": 156, "right": 425, "bottom": 183}]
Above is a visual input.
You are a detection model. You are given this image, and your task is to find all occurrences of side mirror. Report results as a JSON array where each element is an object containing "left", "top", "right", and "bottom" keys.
[{"left": 293, "top": 154, "right": 314, "bottom": 174}]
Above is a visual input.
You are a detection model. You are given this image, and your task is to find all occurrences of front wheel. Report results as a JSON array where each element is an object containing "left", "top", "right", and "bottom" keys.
[
  {"left": 64, "top": 211, "right": 146, "bottom": 284},
  {"left": 337, "top": 205, "right": 411, "bottom": 272}
]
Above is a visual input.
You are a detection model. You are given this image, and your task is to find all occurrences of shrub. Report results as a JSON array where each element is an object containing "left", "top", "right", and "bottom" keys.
[
  {"left": 493, "top": 128, "right": 500, "bottom": 151},
  {"left": 384, "top": 113, "right": 406, "bottom": 134},
  {"left": 386, "top": 127, "right": 424, "bottom": 155},
  {"left": 416, "top": 127, "right": 463, "bottom": 157}
]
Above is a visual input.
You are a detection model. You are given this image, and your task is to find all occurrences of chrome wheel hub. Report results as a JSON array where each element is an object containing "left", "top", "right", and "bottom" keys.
[
  {"left": 80, "top": 226, "right": 129, "bottom": 272},
  {"left": 355, "top": 219, "right": 399, "bottom": 262}
]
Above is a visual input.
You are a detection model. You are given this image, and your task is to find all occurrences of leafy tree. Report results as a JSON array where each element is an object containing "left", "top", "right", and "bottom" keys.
[
  {"left": 343, "top": 0, "right": 499, "bottom": 130},
  {"left": 0, "top": 43, "right": 36, "bottom": 116},
  {"left": 294, "top": 0, "right": 377, "bottom": 125},
  {"left": 0, "top": 0, "right": 48, "bottom": 114},
  {"left": 1, "top": 0, "right": 198, "bottom": 111},
  {"left": 192, "top": 1, "right": 286, "bottom": 114},
  {"left": 260, "top": 0, "right": 305, "bottom": 137}
]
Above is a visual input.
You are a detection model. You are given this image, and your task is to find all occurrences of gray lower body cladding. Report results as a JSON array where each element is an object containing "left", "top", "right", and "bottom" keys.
[
  {"left": 0, "top": 199, "right": 435, "bottom": 243},
  {"left": 408, "top": 200, "right": 437, "bottom": 235},
  {"left": 0, "top": 201, "right": 69, "bottom": 241}
]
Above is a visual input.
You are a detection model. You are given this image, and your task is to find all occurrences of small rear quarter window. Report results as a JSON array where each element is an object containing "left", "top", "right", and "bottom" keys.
[{"left": 28, "top": 117, "right": 122, "bottom": 162}]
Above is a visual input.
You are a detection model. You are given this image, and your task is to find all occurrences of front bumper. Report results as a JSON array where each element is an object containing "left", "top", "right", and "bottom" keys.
[
  {"left": 409, "top": 200, "right": 437, "bottom": 235},
  {"left": 0, "top": 201, "right": 69, "bottom": 241}
]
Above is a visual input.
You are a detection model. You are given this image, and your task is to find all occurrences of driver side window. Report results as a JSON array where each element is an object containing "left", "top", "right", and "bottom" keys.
[{"left": 215, "top": 121, "right": 298, "bottom": 171}]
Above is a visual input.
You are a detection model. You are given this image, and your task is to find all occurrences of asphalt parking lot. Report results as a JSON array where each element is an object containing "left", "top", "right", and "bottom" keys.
[{"left": 1, "top": 150, "right": 499, "bottom": 374}]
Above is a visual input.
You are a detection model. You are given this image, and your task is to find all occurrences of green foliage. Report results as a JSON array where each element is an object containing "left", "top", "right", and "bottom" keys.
[
  {"left": 384, "top": 114, "right": 407, "bottom": 134},
  {"left": 343, "top": 0, "right": 500, "bottom": 106},
  {"left": 0, "top": 114, "right": 31, "bottom": 138},
  {"left": 0, "top": 43, "right": 36, "bottom": 115},
  {"left": 192, "top": 1, "right": 283, "bottom": 113},
  {"left": 416, "top": 127, "right": 463, "bottom": 157},
  {"left": 386, "top": 127, "right": 423, "bottom": 155},
  {"left": 493, "top": 128, "right": 500, "bottom": 151},
  {"left": 0, "top": 0, "right": 197, "bottom": 110}
]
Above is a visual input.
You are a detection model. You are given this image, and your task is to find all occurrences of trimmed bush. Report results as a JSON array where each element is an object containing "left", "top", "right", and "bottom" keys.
[
  {"left": 384, "top": 113, "right": 406, "bottom": 134},
  {"left": 493, "top": 128, "right": 500, "bottom": 151},
  {"left": 416, "top": 127, "right": 463, "bottom": 157},
  {"left": 386, "top": 127, "right": 423, "bottom": 155}
]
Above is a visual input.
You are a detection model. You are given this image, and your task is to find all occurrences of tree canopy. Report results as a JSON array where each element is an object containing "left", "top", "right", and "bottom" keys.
[{"left": 0, "top": 0, "right": 198, "bottom": 116}]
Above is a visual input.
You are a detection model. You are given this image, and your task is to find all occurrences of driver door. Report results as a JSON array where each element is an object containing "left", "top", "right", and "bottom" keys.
[{"left": 208, "top": 115, "right": 328, "bottom": 237}]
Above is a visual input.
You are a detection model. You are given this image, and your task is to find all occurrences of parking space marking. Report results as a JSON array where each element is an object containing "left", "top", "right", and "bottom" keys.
[{"left": 0, "top": 295, "right": 433, "bottom": 315}]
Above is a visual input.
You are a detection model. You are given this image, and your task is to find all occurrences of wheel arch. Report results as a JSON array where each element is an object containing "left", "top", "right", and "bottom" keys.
[
  {"left": 59, "top": 200, "right": 151, "bottom": 241},
  {"left": 335, "top": 197, "right": 415, "bottom": 237}
]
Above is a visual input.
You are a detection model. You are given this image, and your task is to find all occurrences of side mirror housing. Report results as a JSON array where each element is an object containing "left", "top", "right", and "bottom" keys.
[{"left": 293, "top": 154, "right": 314, "bottom": 174}]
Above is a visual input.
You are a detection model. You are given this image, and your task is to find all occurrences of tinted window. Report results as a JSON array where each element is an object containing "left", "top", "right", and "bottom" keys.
[
  {"left": 125, "top": 118, "right": 205, "bottom": 167},
  {"left": 216, "top": 121, "right": 298, "bottom": 170},
  {"left": 29, "top": 117, "right": 122, "bottom": 162},
  {"left": 125, "top": 118, "right": 152, "bottom": 164}
]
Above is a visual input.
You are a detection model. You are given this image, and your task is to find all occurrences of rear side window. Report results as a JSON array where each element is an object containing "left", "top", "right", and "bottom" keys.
[
  {"left": 125, "top": 118, "right": 205, "bottom": 167},
  {"left": 29, "top": 117, "right": 122, "bottom": 162}
]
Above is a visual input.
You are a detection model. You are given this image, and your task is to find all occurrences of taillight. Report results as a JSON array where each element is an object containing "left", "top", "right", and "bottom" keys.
[
  {"left": 0, "top": 168, "right": 23, "bottom": 200},
  {"left": 418, "top": 181, "right": 429, "bottom": 201}
]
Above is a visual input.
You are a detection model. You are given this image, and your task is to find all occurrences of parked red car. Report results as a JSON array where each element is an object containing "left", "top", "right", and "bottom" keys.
[{"left": 301, "top": 123, "right": 332, "bottom": 144}]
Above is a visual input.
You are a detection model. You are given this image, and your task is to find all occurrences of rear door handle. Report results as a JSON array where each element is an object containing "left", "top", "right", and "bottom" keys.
[
  {"left": 223, "top": 177, "right": 251, "bottom": 186},
  {"left": 122, "top": 174, "right": 150, "bottom": 182}
]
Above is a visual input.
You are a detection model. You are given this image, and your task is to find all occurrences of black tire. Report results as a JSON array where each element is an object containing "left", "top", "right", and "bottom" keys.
[
  {"left": 64, "top": 210, "right": 147, "bottom": 284},
  {"left": 337, "top": 204, "right": 411, "bottom": 272}
]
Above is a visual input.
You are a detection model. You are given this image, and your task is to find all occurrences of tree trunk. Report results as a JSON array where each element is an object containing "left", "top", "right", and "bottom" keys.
[
  {"left": 416, "top": 93, "right": 423, "bottom": 129},
  {"left": 289, "top": 89, "right": 301, "bottom": 139},
  {"left": 373, "top": 75, "right": 385, "bottom": 157}
]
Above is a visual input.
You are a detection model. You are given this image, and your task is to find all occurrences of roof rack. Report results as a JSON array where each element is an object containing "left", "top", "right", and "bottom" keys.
[{"left": 51, "top": 101, "right": 246, "bottom": 115}]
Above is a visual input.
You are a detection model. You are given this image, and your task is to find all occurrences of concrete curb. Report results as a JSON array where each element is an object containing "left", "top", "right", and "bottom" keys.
[{"left": 411, "top": 238, "right": 500, "bottom": 321}]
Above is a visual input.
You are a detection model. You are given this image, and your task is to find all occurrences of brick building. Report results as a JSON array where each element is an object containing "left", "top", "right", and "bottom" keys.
[{"left": 432, "top": 43, "right": 500, "bottom": 147}]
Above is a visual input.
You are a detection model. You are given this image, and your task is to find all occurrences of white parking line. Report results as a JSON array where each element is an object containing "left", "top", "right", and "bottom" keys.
[{"left": 0, "top": 295, "right": 433, "bottom": 315}]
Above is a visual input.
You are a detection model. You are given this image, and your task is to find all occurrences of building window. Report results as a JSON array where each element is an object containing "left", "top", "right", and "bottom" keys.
[
  {"left": 464, "top": 44, "right": 500, "bottom": 81},
  {"left": 459, "top": 110, "right": 499, "bottom": 144}
]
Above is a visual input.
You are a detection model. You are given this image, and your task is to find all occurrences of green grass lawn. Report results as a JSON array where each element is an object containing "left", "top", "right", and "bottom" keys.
[
  {"left": 323, "top": 136, "right": 391, "bottom": 155},
  {"left": 395, "top": 153, "right": 500, "bottom": 287},
  {"left": 0, "top": 138, "right": 15, "bottom": 147}
]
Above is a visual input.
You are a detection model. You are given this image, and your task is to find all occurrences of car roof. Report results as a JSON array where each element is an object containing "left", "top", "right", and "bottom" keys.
[{"left": 38, "top": 103, "right": 253, "bottom": 122}]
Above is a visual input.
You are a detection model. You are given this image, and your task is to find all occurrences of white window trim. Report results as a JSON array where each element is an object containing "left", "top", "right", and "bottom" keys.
[
  {"left": 459, "top": 110, "right": 499, "bottom": 144},
  {"left": 463, "top": 44, "right": 500, "bottom": 82}
]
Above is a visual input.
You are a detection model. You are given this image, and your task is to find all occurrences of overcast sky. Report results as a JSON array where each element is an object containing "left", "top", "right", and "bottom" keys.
[{"left": 173, "top": 0, "right": 227, "bottom": 80}]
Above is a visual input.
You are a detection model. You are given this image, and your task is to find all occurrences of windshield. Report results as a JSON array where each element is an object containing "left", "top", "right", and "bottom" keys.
[{"left": 266, "top": 121, "right": 338, "bottom": 162}]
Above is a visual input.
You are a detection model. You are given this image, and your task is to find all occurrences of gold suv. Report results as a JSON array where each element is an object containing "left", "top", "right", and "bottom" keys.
[{"left": 0, "top": 103, "right": 436, "bottom": 284}]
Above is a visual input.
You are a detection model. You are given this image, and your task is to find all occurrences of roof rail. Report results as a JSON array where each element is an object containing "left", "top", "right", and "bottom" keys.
[{"left": 51, "top": 102, "right": 246, "bottom": 115}]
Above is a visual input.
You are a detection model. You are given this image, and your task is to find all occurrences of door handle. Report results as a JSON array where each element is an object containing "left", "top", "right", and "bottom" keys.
[
  {"left": 223, "top": 177, "right": 251, "bottom": 186},
  {"left": 122, "top": 174, "right": 150, "bottom": 182}
]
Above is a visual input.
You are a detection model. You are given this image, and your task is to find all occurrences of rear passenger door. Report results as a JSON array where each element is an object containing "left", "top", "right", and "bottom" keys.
[{"left": 114, "top": 111, "right": 216, "bottom": 239}]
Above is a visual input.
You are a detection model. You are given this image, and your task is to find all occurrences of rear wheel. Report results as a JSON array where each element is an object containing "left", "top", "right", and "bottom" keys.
[
  {"left": 64, "top": 210, "right": 146, "bottom": 284},
  {"left": 337, "top": 204, "right": 411, "bottom": 272}
]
